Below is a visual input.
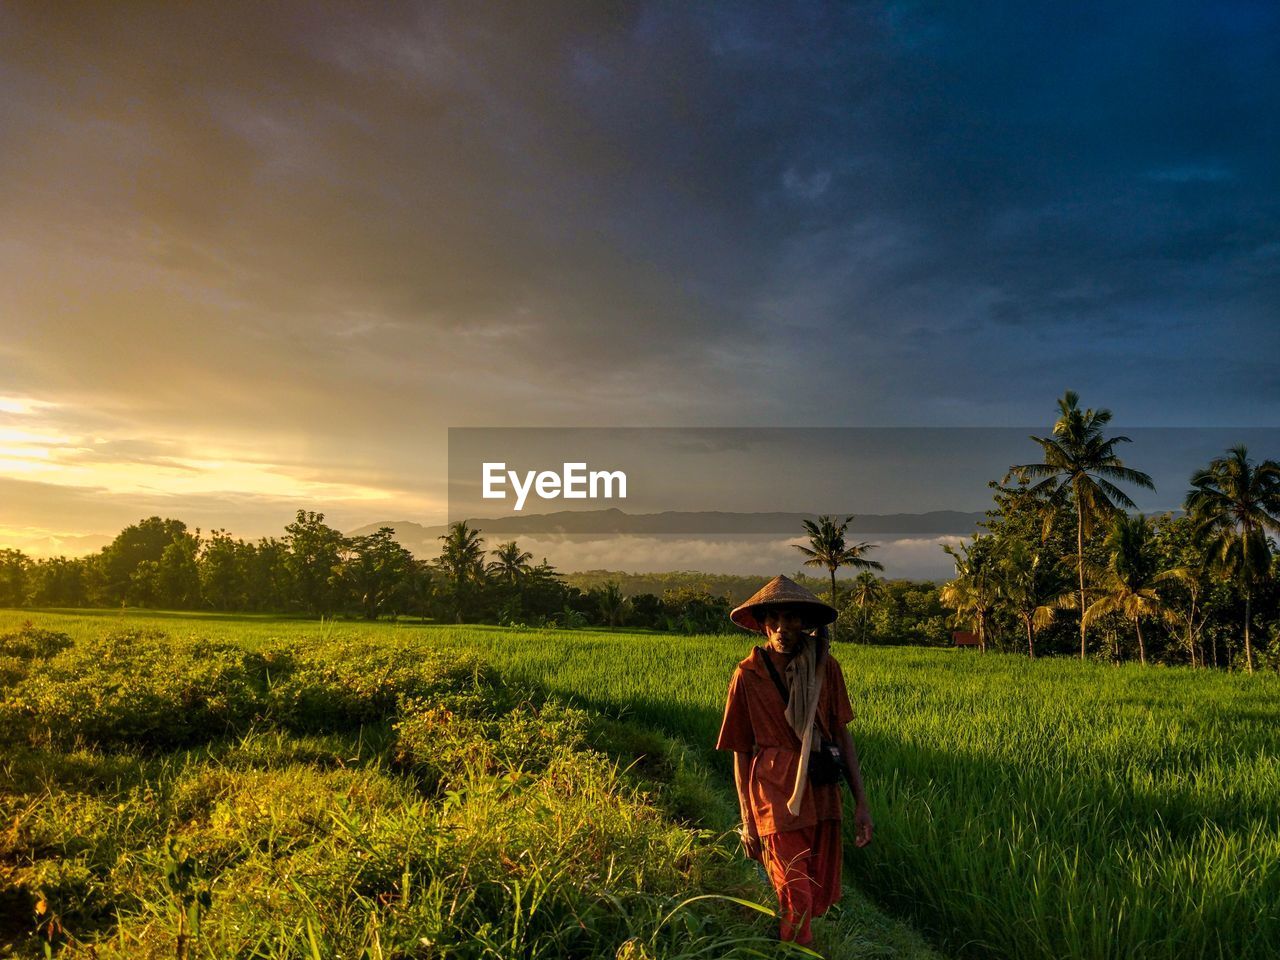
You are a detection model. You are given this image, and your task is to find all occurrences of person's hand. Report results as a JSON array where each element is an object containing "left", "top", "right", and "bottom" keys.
[
  {"left": 740, "top": 825, "right": 763, "bottom": 862},
  {"left": 853, "top": 803, "right": 874, "bottom": 848}
]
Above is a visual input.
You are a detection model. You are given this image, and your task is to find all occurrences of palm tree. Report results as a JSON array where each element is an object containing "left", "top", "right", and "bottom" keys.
[
  {"left": 795, "top": 515, "right": 884, "bottom": 626},
  {"left": 996, "top": 539, "right": 1070, "bottom": 659},
  {"left": 1184, "top": 445, "right": 1280, "bottom": 673},
  {"left": 849, "top": 571, "right": 885, "bottom": 643},
  {"left": 437, "top": 521, "right": 486, "bottom": 623},
  {"left": 1010, "top": 391, "right": 1155, "bottom": 661},
  {"left": 488, "top": 541, "right": 534, "bottom": 585},
  {"left": 596, "top": 580, "right": 627, "bottom": 627},
  {"left": 940, "top": 537, "right": 998, "bottom": 652},
  {"left": 1082, "top": 513, "right": 1179, "bottom": 666}
]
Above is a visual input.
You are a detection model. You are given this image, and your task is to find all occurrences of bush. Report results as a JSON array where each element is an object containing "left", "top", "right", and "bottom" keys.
[
  {"left": 263, "top": 638, "right": 490, "bottom": 732},
  {"left": 393, "top": 696, "right": 590, "bottom": 793},
  {"left": 0, "top": 628, "right": 777, "bottom": 960},
  {"left": 0, "top": 625, "right": 73, "bottom": 660},
  {"left": 0, "top": 632, "right": 494, "bottom": 750},
  {"left": 1, "top": 631, "right": 270, "bottom": 749}
]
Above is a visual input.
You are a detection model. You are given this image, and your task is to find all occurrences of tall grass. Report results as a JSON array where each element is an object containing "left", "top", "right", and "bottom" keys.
[
  {"left": 4, "top": 610, "right": 1277, "bottom": 959},
  {"left": 0, "top": 614, "right": 941, "bottom": 959},
  {"left": 840, "top": 650, "right": 1280, "bottom": 960}
]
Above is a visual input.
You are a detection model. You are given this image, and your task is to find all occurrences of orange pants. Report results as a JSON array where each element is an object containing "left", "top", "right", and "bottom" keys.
[{"left": 761, "top": 820, "right": 842, "bottom": 946}]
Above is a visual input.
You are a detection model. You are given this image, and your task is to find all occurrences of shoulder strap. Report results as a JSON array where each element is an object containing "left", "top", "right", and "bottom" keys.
[
  {"left": 755, "top": 646, "right": 789, "bottom": 707},
  {"left": 813, "top": 656, "right": 834, "bottom": 740}
]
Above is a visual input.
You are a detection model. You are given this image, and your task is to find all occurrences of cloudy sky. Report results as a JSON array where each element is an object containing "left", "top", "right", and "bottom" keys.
[{"left": 2, "top": 2, "right": 1278, "bottom": 559}]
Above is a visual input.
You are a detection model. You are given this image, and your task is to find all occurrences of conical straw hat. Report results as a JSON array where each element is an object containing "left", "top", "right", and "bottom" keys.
[{"left": 729, "top": 574, "right": 838, "bottom": 634}]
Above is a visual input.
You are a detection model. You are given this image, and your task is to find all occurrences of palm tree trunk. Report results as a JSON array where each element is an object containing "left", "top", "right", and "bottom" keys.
[
  {"left": 1135, "top": 616, "right": 1146, "bottom": 666},
  {"left": 829, "top": 567, "right": 839, "bottom": 642},
  {"left": 1191, "top": 598, "right": 1201, "bottom": 668},
  {"left": 1026, "top": 616, "right": 1035, "bottom": 659},
  {"left": 1244, "top": 589, "right": 1255, "bottom": 674},
  {"left": 1076, "top": 494, "right": 1087, "bottom": 662}
]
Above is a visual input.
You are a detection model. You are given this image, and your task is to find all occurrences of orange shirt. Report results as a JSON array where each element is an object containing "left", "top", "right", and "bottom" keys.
[{"left": 715, "top": 645, "right": 855, "bottom": 837}]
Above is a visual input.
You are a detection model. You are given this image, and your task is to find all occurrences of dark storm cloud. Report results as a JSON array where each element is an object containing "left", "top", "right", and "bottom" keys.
[
  {"left": 2, "top": 2, "right": 1278, "bottom": 550},
  {"left": 6, "top": 1, "right": 1277, "bottom": 421},
  {"left": 713, "top": 2, "right": 1280, "bottom": 420}
]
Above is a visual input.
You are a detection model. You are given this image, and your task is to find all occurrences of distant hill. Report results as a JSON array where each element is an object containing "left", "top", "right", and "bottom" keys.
[
  {"left": 347, "top": 508, "right": 986, "bottom": 560},
  {"left": 559, "top": 570, "right": 938, "bottom": 601},
  {"left": 13, "top": 532, "right": 114, "bottom": 559}
]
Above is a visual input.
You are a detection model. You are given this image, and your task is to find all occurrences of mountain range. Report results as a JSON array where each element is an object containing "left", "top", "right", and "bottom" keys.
[{"left": 348, "top": 508, "right": 987, "bottom": 558}]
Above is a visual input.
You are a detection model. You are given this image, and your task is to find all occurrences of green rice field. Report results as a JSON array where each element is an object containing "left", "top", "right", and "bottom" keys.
[{"left": 3, "top": 609, "right": 1278, "bottom": 959}]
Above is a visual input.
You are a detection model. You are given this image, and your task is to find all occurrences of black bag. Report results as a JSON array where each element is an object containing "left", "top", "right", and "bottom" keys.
[
  {"left": 808, "top": 738, "right": 843, "bottom": 786},
  {"left": 757, "top": 646, "right": 845, "bottom": 787}
]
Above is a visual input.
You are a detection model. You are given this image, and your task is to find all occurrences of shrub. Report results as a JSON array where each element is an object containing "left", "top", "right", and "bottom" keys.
[
  {"left": 0, "top": 625, "right": 73, "bottom": 660},
  {"left": 264, "top": 638, "right": 491, "bottom": 732},
  {"left": 1, "top": 631, "right": 269, "bottom": 749}
]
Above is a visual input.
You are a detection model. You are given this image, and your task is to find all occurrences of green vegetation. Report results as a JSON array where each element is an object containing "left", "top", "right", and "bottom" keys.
[
  {"left": 1009, "top": 389, "right": 1157, "bottom": 661},
  {"left": 1185, "top": 444, "right": 1280, "bottom": 672},
  {"left": 947, "top": 392, "right": 1280, "bottom": 668},
  {"left": 0, "top": 517, "right": 774, "bottom": 635},
  {"left": 4, "top": 394, "right": 1280, "bottom": 952},
  {"left": 562, "top": 571, "right": 830, "bottom": 604},
  {"left": 0, "top": 615, "right": 940, "bottom": 959},
  {"left": 3, "top": 610, "right": 1277, "bottom": 959}
]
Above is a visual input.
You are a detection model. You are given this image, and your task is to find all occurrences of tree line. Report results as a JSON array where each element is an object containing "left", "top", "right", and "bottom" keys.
[
  {"left": 3, "top": 388, "right": 1276, "bottom": 666},
  {"left": 797, "top": 392, "right": 1280, "bottom": 671},
  {"left": 933, "top": 391, "right": 1280, "bottom": 671},
  {"left": 0, "top": 512, "right": 740, "bottom": 632}
]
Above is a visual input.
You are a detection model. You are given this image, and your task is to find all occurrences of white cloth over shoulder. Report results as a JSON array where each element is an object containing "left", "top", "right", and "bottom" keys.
[{"left": 781, "top": 630, "right": 829, "bottom": 815}]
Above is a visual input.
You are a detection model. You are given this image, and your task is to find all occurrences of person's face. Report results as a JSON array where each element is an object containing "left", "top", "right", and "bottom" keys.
[{"left": 761, "top": 605, "right": 807, "bottom": 650}]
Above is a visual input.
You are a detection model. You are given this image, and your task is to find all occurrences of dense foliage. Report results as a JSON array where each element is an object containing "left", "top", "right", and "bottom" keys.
[
  {"left": 0, "top": 619, "right": 943, "bottom": 959},
  {"left": 936, "top": 394, "right": 1280, "bottom": 669}
]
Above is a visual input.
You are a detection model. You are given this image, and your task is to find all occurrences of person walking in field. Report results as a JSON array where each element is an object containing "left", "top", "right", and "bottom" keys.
[{"left": 716, "top": 574, "right": 873, "bottom": 948}]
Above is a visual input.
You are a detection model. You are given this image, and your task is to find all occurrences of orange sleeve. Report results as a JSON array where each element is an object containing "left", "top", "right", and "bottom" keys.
[
  {"left": 715, "top": 669, "right": 755, "bottom": 753},
  {"left": 827, "top": 656, "right": 855, "bottom": 727}
]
